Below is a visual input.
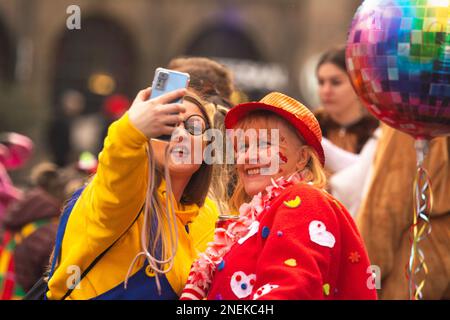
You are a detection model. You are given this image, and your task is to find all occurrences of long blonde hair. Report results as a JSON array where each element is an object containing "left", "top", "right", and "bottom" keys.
[
  {"left": 228, "top": 111, "right": 327, "bottom": 212},
  {"left": 125, "top": 92, "right": 214, "bottom": 292}
]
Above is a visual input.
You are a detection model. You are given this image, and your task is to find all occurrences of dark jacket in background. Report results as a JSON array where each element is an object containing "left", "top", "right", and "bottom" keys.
[{"left": 2, "top": 187, "right": 61, "bottom": 291}]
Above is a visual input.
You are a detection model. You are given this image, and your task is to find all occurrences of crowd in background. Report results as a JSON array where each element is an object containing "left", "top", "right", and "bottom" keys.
[{"left": 0, "top": 51, "right": 448, "bottom": 300}]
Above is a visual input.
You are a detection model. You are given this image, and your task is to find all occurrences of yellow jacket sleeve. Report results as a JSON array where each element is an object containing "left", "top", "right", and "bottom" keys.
[
  {"left": 48, "top": 113, "right": 150, "bottom": 299},
  {"left": 82, "top": 112, "right": 149, "bottom": 251},
  {"left": 49, "top": 113, "right": 148, "bottom": 296}
]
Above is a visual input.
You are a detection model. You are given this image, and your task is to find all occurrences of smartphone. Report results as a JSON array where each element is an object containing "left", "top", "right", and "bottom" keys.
[{"left": 149, "top": 68, "right": 190, "bottom": 141}]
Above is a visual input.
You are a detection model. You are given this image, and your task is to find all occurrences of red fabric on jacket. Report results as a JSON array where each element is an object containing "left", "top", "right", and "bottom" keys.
[{"left": 207, "top": 183, "right": 377, "bottom": 300}]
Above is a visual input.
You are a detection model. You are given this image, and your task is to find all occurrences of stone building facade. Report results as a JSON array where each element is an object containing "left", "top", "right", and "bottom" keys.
[{"left": 0, "top": 0, "right": 360, "bottom": 171}]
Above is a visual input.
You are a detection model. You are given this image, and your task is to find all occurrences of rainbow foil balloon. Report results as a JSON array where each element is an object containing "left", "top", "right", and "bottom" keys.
[{"left": 346, "top": 0, "right": 450, "bottom": 139}]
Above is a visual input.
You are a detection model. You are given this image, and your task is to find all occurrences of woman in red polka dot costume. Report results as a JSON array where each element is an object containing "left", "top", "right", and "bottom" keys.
[{"left": 180, "top": 92, "right": 377, "bottom": 300}]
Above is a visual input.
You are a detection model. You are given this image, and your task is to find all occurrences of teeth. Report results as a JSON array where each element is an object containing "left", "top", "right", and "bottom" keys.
[
  {"left": 172, "top": 146, "right": 189, "bottom": 154},
  {"left": 247, "top": 168, "right": 260, "bottom": 175}
]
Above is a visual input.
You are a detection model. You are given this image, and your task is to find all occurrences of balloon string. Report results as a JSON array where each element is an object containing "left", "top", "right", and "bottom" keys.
[{"left": 406, "top": 139, "right": 433, "bottom": 300}]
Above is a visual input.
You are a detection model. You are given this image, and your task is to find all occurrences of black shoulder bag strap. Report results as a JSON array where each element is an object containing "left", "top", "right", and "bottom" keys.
[{"left": 60, "top": 204, "right": 144, "bottom": 300}]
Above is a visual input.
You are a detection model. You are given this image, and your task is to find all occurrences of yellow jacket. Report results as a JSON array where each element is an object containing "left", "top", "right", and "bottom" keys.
[{"left": 47, "top": 113, "right": 218, "bottom": 299}]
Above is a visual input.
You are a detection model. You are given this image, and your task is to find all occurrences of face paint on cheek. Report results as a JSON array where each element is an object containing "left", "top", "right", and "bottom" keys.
[
  {"left": 278, "top": 152, "right": 288, "bottom": 164},
  {"left": 277, "top": 152, "right": 288, "bottom": 174}
]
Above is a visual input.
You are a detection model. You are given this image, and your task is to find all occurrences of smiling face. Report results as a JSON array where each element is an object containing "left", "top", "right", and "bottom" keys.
[
  {"left": 151, "top": 100, "right": 208, "bottom": 179},
  {"left": 234, "top": 112, "right": 310, "bottom": 197}
]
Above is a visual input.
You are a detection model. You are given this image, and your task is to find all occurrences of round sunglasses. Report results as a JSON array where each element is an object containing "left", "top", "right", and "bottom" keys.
[{"left": 176, "top": 114, "right": 209, "bottom": 136}]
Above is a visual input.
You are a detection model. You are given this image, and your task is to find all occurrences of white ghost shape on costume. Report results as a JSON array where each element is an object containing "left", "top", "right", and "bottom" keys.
[
  {"left": 230, "top": 271, "right": 256, "bottom": 299},
  {"left": 309, "top": 220, "right": 335, "bottom": 248},
  {"left": 253, "top": 284, "right": 279, "bottom": 300}
]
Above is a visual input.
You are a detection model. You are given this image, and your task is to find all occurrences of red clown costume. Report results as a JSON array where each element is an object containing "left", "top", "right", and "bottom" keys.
[{"left": 180, "top": 92, "right": 377, "bottom": 300}]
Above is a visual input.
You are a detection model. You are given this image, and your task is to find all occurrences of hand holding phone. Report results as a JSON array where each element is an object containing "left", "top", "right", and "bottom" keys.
[
  {"left": 150, "top": 68, "right": 190, "bottom": 102},
  {"left": 128, "top": 87, "right": 187, "bottom": 140},
  {"left": 150, "top": 68, "right": 190, "bottom": 141}
]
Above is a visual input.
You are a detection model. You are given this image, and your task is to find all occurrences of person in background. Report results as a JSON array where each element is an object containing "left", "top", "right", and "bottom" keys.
[
  {"left": 0, "top": 133, "right": 33, "bottom": 220},
  {"left": 315, "top": 47, "right": 380, "bottom": 216},
  {"left": 0, "top": 163, "right": 64, "bottom": 298},
  {"left": 321, "top": 129, "right": 382, "bottom": 217},
  {"left": 356, "top": 125, "right": 450, "bottom": 299},
  {"left": 0, "top": 154, "right": 21, "bottom": 221},
  {"left": 168, "top": 56, "right": 234, "bottom": 107},
  {"left": 315, "top": 46, "right": 378, "bottom": 155}
]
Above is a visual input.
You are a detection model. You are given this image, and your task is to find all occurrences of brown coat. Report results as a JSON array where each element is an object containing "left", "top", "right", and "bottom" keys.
[
  {"left": 2, "top": 187, "right": 60, "bottom": 291},
  {"left": 315, "top": 108, "right": 379, "bottom": 154},
  {"left": 357, "top": 125, "right": 450, "bottom": 299}
]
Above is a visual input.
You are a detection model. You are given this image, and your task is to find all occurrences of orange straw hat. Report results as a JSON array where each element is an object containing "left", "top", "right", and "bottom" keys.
[{"left": 225, "top": 92, "right": 325, "bottom": 166}]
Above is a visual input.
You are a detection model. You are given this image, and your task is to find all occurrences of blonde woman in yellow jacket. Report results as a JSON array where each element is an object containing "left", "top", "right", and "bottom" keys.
[{"left": 46, "top": 88, "right": 219, "bottom": 299}]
